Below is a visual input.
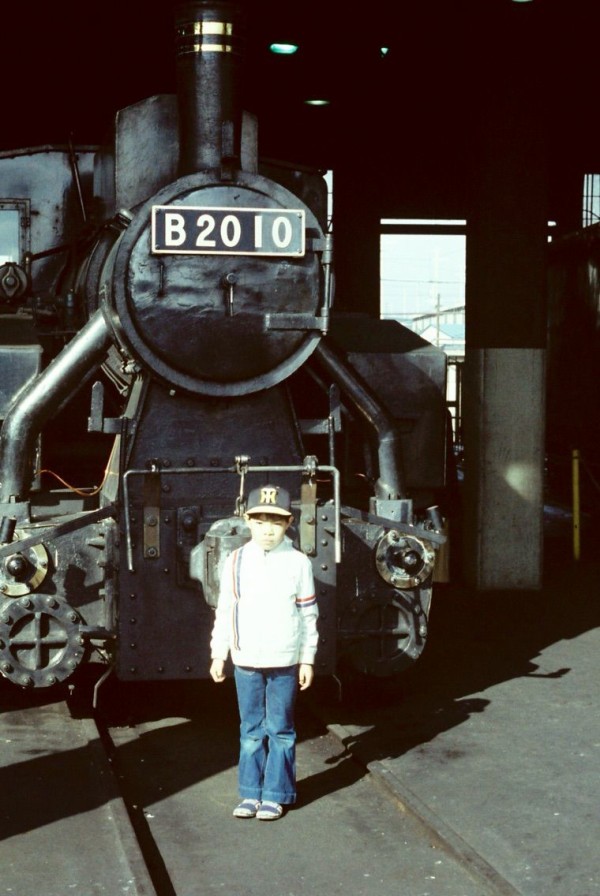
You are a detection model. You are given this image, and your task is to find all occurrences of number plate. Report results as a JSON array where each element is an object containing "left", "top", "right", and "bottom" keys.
[{"left": 151, "top": 206, "right": 305, "bottom": 256}]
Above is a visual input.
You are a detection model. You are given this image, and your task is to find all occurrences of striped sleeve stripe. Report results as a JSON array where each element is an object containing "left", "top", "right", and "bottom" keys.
[
  {"left": 232, "top": 548, "right": 243, "bottom": 650},
  {"left": 296, "top": 593, "right": 316, "bottom": 607}
]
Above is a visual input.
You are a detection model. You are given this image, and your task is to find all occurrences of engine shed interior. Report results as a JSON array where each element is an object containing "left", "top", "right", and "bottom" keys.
[{"left": 1, "top": 0, "right": 599, "bottom": 594}]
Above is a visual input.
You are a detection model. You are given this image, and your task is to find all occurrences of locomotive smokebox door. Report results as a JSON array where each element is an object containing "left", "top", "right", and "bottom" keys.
[{"left": 103, "top": 172, "right": 327, "bottom": 398}]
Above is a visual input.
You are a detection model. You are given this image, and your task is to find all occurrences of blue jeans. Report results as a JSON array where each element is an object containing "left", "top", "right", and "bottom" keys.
[{"left": 233, "top": 665, "right": 298, "bottom": 805}]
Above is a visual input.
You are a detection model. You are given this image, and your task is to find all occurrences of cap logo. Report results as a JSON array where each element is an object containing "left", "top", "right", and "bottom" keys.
[{"left": 259, "top": 487, "right": 278, "bottom": 506}]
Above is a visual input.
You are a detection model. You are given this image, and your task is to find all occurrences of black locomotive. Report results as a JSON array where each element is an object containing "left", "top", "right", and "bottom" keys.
[{"left": 0, "top": 1, "right": 447, "bottom": 690}]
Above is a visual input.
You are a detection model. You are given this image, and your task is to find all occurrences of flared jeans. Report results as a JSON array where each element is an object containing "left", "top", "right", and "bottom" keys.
[{"left": 233, "top": 664, "right": 298, "bottom": 805}]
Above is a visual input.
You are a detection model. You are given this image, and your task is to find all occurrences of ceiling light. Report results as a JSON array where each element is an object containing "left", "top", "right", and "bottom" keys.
[
  {"left": 269, "top": 42, "right": 299, "bottom": 55},
  {"left": 304, "top": 98, "right": 330, "bottom": 106}
]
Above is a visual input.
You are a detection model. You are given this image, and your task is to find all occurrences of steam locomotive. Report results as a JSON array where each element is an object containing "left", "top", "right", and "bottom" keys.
[{"left": 0, "top": 1, "right": 448, "bottom": 691}]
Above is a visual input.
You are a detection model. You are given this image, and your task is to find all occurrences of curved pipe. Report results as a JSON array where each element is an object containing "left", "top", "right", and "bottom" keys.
[
  {"left": 0, "top": 311, "right": 112, "bottom": 502},
  {"left": 313, "top": 341, "right": 407, "bottom": 499}
]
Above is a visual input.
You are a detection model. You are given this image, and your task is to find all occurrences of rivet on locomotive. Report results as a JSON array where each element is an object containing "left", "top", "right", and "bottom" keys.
[{"left": 0, "top": 1, "right": 448, "bottom": 690}]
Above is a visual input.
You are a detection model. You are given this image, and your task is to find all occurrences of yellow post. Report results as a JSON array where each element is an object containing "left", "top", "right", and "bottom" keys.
[{"left": 572, "top": 448, "right": 580, "bottom": 561}]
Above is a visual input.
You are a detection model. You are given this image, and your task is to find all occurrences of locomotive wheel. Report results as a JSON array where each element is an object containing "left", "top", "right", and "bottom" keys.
[
  {"left": 0, "top": 595, "right": 87, "bottom": 688},
  {"left": 338, "top": 589, "right": 429, "bottom": 678}
]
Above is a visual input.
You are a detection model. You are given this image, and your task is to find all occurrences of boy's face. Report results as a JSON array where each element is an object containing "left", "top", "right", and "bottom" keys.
[{"left": 245, "top": 512, "right": 291, "bottom": 551}]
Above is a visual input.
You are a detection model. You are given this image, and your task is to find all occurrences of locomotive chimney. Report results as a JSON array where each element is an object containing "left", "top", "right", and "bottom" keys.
[{"left": 174, "top": 1, "right": 246, "bottom": 175}]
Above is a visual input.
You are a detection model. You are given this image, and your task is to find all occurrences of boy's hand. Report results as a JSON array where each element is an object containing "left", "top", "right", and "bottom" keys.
[
  {"left": 298, "top": 663, "right": 314, "bottom": 690},
  {"left": 210, "top": 659, "right": 226, "bottom": 682}
]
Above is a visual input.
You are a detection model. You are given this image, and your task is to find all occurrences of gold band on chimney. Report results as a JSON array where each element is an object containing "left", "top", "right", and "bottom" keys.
[{"left": 176, "top": 20, "right": 238, "bottom": 55}]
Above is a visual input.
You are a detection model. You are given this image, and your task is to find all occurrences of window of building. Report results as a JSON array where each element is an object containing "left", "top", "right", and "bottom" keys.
[
  {"left": 380, "top": 219, "right": 466, "bottom": 447},
  {"left": 0, "top": 201, "right": 30, "bottom": 264},
  {"left": 582, "top": 174, "right": 600, "bottom": 228},
  {"left": 380, "top": 219, "right": 466, "bottom": 344}
]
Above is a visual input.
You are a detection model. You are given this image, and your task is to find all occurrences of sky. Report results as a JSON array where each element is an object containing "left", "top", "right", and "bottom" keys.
[{"left": 380, "top": 231, "right": 466, "bottom": 324}]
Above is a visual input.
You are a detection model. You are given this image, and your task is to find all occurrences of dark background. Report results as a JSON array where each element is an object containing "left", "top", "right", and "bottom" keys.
[{"left": 1, "top": 0, "right": 597, "bottom": 225}]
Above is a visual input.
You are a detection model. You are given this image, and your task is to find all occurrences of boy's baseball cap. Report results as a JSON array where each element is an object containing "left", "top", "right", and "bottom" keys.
[{"left": 246, "top": 485, "right": 292, "bottom": 517}]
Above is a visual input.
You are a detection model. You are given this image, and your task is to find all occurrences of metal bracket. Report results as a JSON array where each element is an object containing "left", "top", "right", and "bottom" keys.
[
  {"left": 142, "top": 470, "right": 161, "bottom": 560},
  {"left": 263, "top": 313, "right": 328, "bottom": 333},
  {"left": 299, "top": 479, "right": 318, "bottom": 556},
  {"left": 88, "top": 380, "right": 125, "bottom": 434}
]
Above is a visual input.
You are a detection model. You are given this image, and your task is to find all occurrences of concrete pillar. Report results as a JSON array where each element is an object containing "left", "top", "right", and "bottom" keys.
[
  {"left": 462, "top": 350, "right": 545, "bottom": 588},
  {"left": 463, "top": 10, "right": 548, "bottom": 589}
]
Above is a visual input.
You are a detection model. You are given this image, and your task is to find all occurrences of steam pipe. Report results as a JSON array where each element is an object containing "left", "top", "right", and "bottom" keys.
[
  {"left": 313, "top": 341, "right": 407, "bottom": 499},
  {"left": 175, "top": 1, "right": 245, "bottom": 175},
  {"left": 0, "top": 311, "right": 112, "bottom": 502}
]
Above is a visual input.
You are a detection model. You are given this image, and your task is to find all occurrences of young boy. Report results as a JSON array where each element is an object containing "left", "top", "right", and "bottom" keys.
[{"left": 209, "top": 484, "right": 318, "bottom": 821}]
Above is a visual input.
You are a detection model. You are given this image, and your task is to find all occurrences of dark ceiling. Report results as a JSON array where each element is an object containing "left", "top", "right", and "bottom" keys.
[{"left": 1, "top": 0, "right": 598, "bottom": 222}]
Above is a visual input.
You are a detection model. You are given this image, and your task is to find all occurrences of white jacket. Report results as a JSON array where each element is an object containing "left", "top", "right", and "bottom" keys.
[{"left": 210, "top": 537, "right": 318, "bottom": 668}]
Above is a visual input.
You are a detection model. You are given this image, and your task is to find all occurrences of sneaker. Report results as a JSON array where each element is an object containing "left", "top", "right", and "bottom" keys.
[
  {"left": 233, "top": 799, "right": 261, "bottom": 818},
  {"left": 256, "top": 801, "right": 283, "bottom": 820}
]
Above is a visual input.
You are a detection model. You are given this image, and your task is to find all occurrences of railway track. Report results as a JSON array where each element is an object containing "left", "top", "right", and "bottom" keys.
[{"left": 1, "top": 675, "right": 519, "bottom": 896}]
